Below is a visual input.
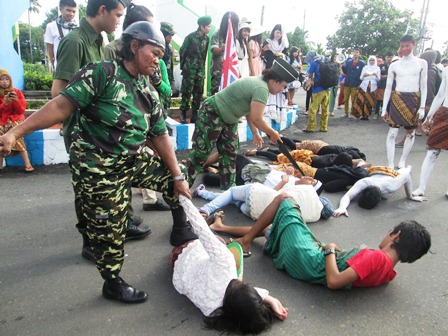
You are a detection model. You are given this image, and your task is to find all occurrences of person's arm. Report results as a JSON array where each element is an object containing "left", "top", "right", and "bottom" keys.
[
  {"left": 323, "top": 243, "right": 360, "bottom": 289},
  {"left": 245, "top": 113, "right": 263, "bottom": 147},
  {"left": 423, "top": 69, "right": 447, "bottom": 130},
  {"left": 333, "top": 179, "right": 369, "bottom": 218},
  {"left": 151, "top": 134, "right": 191, "bottom": 199},
  {"left": 381, "top": 65, "right": 395, "bottom": 119},
  {"left": 0, "top": 95, "right": 75, "bottom": 156},
  {"left": 153, "top": 59, "right": 172, "bottom": 98},
  {"left": 274, "top": 174, "right": 289, "bottom": 191},
  {"left": 360, "top": 67, "right": 368, "bottom": 79},
  {"left": 263, "top": 295, "right": 288, "bottom": 320},
  {"left": 418, "top": 60, "right": 428, "bottom": 118},
  {"left": 47, "top": 43, "right": 55, "bottom": 69},
  {"left": 51, "top": 79, "right": 69, "bottom": 98},
  {"left": 248, "top": 101, "right": 281, "bottom": 143},
  {"left": 9, "top": 90, "right": 26, "bottom": 114},
  {"left": 396, "top": 167, "right": 428, "bottom": 202}
]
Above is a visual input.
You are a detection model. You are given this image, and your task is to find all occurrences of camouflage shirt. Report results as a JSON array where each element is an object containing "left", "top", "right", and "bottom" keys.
[
  {"left": 179, "top": 29, "right": 209, "bottom": 76},
  {"left": 60, "top": 60, "right": 167, "bottom": 155}
]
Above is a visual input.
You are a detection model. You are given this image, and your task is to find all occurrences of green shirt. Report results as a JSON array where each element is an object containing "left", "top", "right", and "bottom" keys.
[
  {"left": 55, "top": 17, "right": 104, "bottom": 81},
  {"left": 214, "top": 76, "right": 269, "bottom": 124},
  {"left": 60, "top": 60, "right": 167, "bottom": 155}
]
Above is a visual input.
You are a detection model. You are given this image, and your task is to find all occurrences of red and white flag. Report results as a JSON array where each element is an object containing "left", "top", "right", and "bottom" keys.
[{"left": 219, "top": 14, "right": 239, "bottom": 91}]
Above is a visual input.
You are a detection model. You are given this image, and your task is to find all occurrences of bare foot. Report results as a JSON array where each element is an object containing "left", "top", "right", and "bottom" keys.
[
  {"left": 229, "top": 237, "right": 251, "bottom": 254},
  {"left": 209, "top": 213, "right": 225, "bottom": 231},
  {"left": 244, "top": 149, "right": 257, "bottom": 156}
]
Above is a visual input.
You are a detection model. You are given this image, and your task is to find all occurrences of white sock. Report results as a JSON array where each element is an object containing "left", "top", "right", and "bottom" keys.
[
  {"left": 413, "top": 149, "right": 440, "bottom": 195},
  {"left": 386, "top": 128, "right": 398, "bottom": 168},
  {"left": 398, "top": 131, "right": 416, "bottom": 168}
]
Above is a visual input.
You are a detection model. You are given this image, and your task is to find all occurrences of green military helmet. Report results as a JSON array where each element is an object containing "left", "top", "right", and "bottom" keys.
[{"left": 122, "top": 21, "right": 165, "bottom": 53}]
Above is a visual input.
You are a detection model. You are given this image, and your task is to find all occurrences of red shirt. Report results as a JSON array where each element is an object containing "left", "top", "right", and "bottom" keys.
[
  {"left": 347, "top": 249, "right": 396, "bottom": 287},
  {"left": 0, "top": 88, "right": 26, "bottom": 126}
]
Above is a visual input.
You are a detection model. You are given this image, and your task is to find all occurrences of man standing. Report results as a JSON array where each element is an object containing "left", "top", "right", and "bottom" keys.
[
  {"left": 44, "top": 0, "right": 78, "bottom": 71},
  {"left": 303, "top": 51, "right": 331, "bottom": 133},
  {"left": 160, "top": 22, "right": 176, "bottom": 108},
  {"left": 381, "top": 35, "right": 427, "bottom": 169},
  {"left": 373, "top": 51, "right": 394, "bottom": 120},
  {"left": 179, "top": 15, "right": 211, "bottom": 124},
  {"left": 342, "top": 48, "right": 365, "bottom": 118}
]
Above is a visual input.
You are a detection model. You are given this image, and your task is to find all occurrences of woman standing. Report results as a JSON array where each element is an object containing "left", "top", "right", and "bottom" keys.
[
  {"left": 352, "top": 55, "right": 380, "bottom": 120},
  {"left": 0, "top": 69, "right": 34, "bottom": 172},
  {"left": 187, "top": 59, "right": 298, "bottom": 190},
  {"left": 236, "top": 19, "right": 252, "bottom": 78},
  {"left": 286, "top": 46, "right": 302, "bottom": 105},
  {"left": 262, "top": 24, "right": 289, "bottom": 123},
  {"left": 248, "top": 26, "right": 264, "bottom": 76}
]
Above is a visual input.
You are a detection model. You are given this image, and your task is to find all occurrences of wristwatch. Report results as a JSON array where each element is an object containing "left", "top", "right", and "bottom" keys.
[
  {"left": 324, "top": 248, "right": 336, "bottom": 256},
  {"left": 173, "top": 173, "right": 185, "bottom": 181}
]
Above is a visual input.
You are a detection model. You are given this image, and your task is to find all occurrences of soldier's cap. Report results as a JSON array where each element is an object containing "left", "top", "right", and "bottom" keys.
[
  {"left": 197, "top": 15, "right": 212, "bottom": 26},
  {"left": 271, "top": 58, "right": 299, "bottom": 83},
  {"left": 123, "top": 21, "right": 165, "bottom": 53},
  {"left": 118, "top": 0, "right": 132, "bottom": 8},
  {"left": 160, "top": 22, "right": 175, "bottom": 37}
]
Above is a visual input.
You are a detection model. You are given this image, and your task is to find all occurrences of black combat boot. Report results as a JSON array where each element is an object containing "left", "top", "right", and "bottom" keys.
[
  {"left": 169, "top": 207, "right": 198, "bottom": 246},
  {"left": 179, "top": 110, "right": 188, "bottom": 124},
  {"left": 102, "top": 277, "right": 148, "bottom": 304},
  {"left": 81, "top": 234, "right": 96, "bottom": 263}
]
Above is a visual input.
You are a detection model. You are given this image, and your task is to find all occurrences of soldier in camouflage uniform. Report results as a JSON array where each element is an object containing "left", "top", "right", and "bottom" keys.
[
  {"left": 187, "top": 58, "right": 299, "bottom": 190},
  {"left": 0, "top": 22, "right": 197, "bottom": 304},
  {"left": 161, "top": 21, "right": 175, "bottom": 108},
  {"left": 210, "top": 12, "right": 239, "bottom": 95},
  {"left": 179, "top": 15, "right": 212, "bottom": 124}
]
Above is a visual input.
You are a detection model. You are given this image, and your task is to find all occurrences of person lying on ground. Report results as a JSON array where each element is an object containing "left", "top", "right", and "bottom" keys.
[
  {"left": 232, "top": 193, "right": 431, "bottom": 289},
  {"left": 333, "top": 166, "right": 427, "bottom": 218},
  {"left": 171, "top": 196, "right": 288, "bottom": 334}
]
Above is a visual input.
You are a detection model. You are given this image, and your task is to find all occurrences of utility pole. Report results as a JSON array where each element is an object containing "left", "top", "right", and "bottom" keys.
[{"left": 260, "top": 5, "right": 264, "bottom": 26}]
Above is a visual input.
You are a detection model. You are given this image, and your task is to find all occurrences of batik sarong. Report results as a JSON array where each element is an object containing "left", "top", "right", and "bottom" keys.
[
  {"left": 352, "top": 87, "right": 376, "bottom": 119},
  {"left": 0, "top": 120, "right": 27, "bottom": 152},
  {"left": 388, "top": 91, "right": 420, "bottom": 129},
  {"left": 427, "top": 106, "right": 448, "bottom": 150}
]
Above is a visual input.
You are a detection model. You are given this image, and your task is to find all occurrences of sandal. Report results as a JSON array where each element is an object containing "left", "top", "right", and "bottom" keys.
[
  {"left": 192, "top": 184, "right": 205, "bottom": 197},
  {"left": 228, "top": 238, "right": 252, "bottom": 258}
]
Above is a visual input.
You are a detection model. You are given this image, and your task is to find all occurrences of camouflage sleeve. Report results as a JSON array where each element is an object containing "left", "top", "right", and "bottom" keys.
[
  {"left": 60, "top": 60, "right": 117, "bottom": 110},
  {"left": 145, "top": 86, "right": 168, "bottom": 138}
]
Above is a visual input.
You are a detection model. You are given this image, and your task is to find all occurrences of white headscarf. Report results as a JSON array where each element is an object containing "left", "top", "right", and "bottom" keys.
[{"left": 364, "top": 55, "right": 378, "bottom": 73}]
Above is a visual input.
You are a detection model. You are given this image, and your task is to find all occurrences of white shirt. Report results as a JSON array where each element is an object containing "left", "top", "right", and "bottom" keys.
[
  {"left": 44, "top": 21, "right": 71, "bottom": 66},
  {"left": 173, "top": 196, "right": 269, "bottom": 316}
]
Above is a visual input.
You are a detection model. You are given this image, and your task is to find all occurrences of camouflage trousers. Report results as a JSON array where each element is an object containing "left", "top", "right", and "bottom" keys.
[
  {"left": 69, "top": 142, "right": 182, "bottom": 280},
  {"left": 180, "top": 73, "right": 205, "bottom": 113},
  {"left": 187, "top": 96, "right": 239, "bottom": 190}
]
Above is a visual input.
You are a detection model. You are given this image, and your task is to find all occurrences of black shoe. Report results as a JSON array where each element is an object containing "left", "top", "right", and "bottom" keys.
[
  {"left": 102, "top": 278, "right": 148, "bottom": 304},
  {"left": 81, "top": 245, "right": 96, "bottom": 263},
  {"left": 179, "top": 111, "right": 188, "bottom": 124},
  {"left": 125, "top": 224, "right": 152, "bottom": 241},
  {"left": 169, "top": 223, "right": 198, "bottom": 247},
  {"left": 129, "top": 215, "right": 143, "bottom": 227},
  {"left": 142, "top": 199, "right": 170, "bottom": 211}
]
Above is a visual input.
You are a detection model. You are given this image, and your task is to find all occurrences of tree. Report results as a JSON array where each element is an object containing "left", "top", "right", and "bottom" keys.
[
  {"left": 15, "top": 23, "right": 45, "bottom": 64},
  {"left": 327, "top": 0, "right": 419, "bottom": 58},
  {"left": 287, "top": 27, "right": 311, "bottom": 55}
]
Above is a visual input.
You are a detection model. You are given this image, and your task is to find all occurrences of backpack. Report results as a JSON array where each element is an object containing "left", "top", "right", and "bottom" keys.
[{"left": 314, "top": 60, "right": 340, "bottom": 89}]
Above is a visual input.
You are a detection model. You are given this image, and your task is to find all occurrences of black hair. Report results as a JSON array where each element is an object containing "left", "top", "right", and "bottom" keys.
[
  {"left": 262, "top": 68, "right": 285, "bottom": 83},
  {"left": 60, "top": 0, "right": 77, "bottom": 7},
  {"left": 219, "top": 11, "right": 239, "bottom": 41},
  {"left": 250, "top": 33, "right": 262, "bottom": 46},
  {"left": 435, "top": 50, "right": 442, "bottom": 64},
  {"left": 269, "top": 24, "right": 283, "bottom": 43},
  {"left": 122, "top": 4, "right": 153, "bottom": 30},
  {"left": 289, "top": 46, "right": 299, "bottom": 65},
  {"left": 86, "top": 0, "right": 121, "bottom": 17},
  {"left": 385, "top": 51, "right": 394, "bottom": 57},
  {"left": 442, "top": 58, "right": 448, "bottom": 64},
  {"left": 333, "top": 152, "right": 352, "bottom": 167},
  {"left": 400, "top": 35, "right": 415, "bottom": 44},
  {"left": 237, "top": 28, "right": 250, "bottom": 56},
  {"left": 203, "top": 280, "right": 273, "bottom": 334},
  {"left": 390, "top": 220, "right": 431, "bottom": 263},
  {"left": 358, "top": 185, "right": 382, "bottom": 209},
  {"left": 353, "top": 47, "right": 361, "bottom": 54}
]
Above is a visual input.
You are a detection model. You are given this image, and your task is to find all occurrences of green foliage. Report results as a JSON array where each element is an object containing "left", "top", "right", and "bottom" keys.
[
  {"left": 15, "top": 23, "right": 45, "bottom": 64},
  {"left": 287, "top": 27, "right": 310, "bottom": 55},
  {"left": 40, "top": 7, "right": 58, "bottom": 30},
  {"left": 327, "top": 0, "right": 419, "bottom": 57},
  {"left": 23, "top": 63, "right": 53, "bottom": 91}
]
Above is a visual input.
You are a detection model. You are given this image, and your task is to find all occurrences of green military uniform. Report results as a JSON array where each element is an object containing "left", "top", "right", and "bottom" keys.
[
  {"left": 188, "top": 76, "right": 269, "bottom": 190},
  {"left": 210, "top": 30, "right": 225, "bottom": 95},
  {"left": 61, "top": 60, "right": 181, "bottom": 280},
  {"left": 55, "top": 17, "right": 104, "bottom": 152},
  {"left": 179, "top": 29, "right": 209, "bottom": 118}
]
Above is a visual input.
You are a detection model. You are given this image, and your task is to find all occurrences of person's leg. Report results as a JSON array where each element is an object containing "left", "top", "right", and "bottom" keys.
[
  {"left": 338, "top": 82, "right": 345, "bottom": 107},
  {"left": 349, "top": 87, "right": 358, "bottom": 116},
  {"left": 179, "top": 72, "right": 194, "bottom": 123},
  {"left": 386, "top": 127, "right": 399, "bottom": 168},
  {"left": 305, "top": 92, "right": 321, "bottom": 131},
  {"left": 200, "top": 185, "right": 250, "bottom": 215},
  {"left": 187, "top": 99, "right": 222, "bottom": 187},
  {"left": 216, "top": 122, "right": 239, "bottom": 190},
  {"left": 343, "top": 85, "right": 351, "bottom": 115},
  {"left": 413, "top": 149, "right": 440, "bottom": 196},
  {"left": 305, "top": 89, "right": 312, "bottom": 113},
  {"left": 319, "top": 91, "right": 330, "bottom": 131},
  {"left": 209, "top": 215, "right": 265, "bottom": 237},
  {"left": 20, "top": 150, "right": 34, "bottom": 171},
  {"left": 398, "top": 129, "right": 416, "bottom": 168},
  {"left": 190, "top": 75, "right": 205, "bottom": 123}
]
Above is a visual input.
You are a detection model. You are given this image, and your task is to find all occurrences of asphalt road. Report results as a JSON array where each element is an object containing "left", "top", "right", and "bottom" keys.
[{"left": 1, "top": 89, "right": 447, "bottom": 336}]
